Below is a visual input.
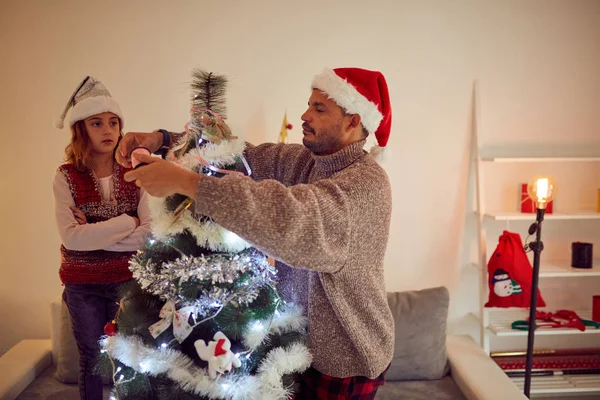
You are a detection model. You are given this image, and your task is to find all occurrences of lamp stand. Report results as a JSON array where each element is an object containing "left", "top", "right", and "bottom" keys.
[{"left": 524, "top": 207, "right": 545, "bottom": 398}]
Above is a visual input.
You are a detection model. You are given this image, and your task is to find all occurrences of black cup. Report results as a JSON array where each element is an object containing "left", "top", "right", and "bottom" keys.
[{"left": 571, "top": 242, "right": 593, "bottom": 269}]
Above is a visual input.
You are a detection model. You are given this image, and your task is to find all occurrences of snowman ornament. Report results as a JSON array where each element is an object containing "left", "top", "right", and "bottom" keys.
[
  {"left": 194, "top": 331, "right": 242, "bottom": 379},
  {"left": 491, "top": 268, "right": 522, "bottom": 297}
]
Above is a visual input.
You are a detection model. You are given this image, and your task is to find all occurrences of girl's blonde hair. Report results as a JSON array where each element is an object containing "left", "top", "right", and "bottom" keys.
[{"left": 64, "top": 117, "right": 123, "bottom": 172}]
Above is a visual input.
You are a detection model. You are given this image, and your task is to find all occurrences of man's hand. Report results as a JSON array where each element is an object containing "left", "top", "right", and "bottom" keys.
[
  {"left": 116, "top": 131, "right": 163, "bottom": 168},
  {"left": 123, "top": 154, "right": 200, "bottom": 199}
]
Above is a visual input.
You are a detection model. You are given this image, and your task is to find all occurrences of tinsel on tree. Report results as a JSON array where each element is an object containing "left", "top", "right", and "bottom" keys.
[{"left": 97, "top": 69, "right": 311, "bottom": 400}]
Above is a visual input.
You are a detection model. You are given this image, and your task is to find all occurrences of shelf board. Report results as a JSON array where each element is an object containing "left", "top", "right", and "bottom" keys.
[
  {"left": 487, "top": 310, "right": 599, "bottom": 337},
  {"left": 484, "top": 211, "right": 600, "bottom": 221},
  {"left": 482, "top": 157, "right": 600, "bottom": 162},
  {"left": 510, "top": 374, "right": 600, "bottom": 396},
  {"left": 469, "top": 261, "right": 600, "bottom": 277},
  {"left": 537, "top": 261, "right": 600, "bottom": 277}
]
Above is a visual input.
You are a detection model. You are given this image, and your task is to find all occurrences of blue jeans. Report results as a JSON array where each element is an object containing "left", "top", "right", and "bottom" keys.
[{"left": 63, "top": 282, "right": 126, "bottom": 400}]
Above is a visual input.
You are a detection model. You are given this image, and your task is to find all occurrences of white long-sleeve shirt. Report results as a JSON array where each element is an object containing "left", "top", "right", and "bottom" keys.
[{"left": 53, "top": 170, "right": 151, "bottom": 252}]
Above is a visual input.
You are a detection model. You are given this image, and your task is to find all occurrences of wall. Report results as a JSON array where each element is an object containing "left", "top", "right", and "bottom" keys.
[{"left": 1, "top": 0, "right": 599, "bottom": 356}]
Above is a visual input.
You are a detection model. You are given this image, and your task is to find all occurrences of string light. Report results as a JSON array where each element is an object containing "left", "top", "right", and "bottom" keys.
[{"left": 251, "top": 321, "right": 265, "bottom": 332}]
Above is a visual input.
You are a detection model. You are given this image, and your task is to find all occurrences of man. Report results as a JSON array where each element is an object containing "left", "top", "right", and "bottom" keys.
[{"left": 117, "top": 67, "right": 394, "bottom": 399}]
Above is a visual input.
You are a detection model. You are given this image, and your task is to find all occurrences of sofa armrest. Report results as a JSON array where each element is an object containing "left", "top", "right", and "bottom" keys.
[
  {"left": 447, "top": 335, "right": 528, "bottom": 400},
  {"left": 0, "top": 339, "right": 52, "bottom": 400}
]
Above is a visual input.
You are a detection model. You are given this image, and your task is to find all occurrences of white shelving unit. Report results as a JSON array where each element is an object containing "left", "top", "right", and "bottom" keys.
[
  {"left": 510, "top": 375, "right": 600, "bottom": 397},
  {"left": 486, "top": 310, "right": 598, "bottom": 336},
  {"left": 482, "top": 157, "right": 600, "bottom": 163},
  {"left": 469, "top": 262, "right": 600, "bottom": 278},
  {"left": 468, "top": 81, "right": 600, "bottom": 398},
  {"left": 534, "top": 261, "right": 600, "bottom": 278},
  {"left": 484, "top": 212, "right": 600, "bottom": 221}
]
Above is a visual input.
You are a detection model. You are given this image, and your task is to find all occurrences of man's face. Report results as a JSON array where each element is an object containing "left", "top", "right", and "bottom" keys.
[{"left": 301, "top": 89, "right": 356, "bottom": 156}]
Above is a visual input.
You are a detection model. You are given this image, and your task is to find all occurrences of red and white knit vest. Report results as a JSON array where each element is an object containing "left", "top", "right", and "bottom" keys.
[{"left": 58, "top": 163, "right": 140, "bottom": 284}]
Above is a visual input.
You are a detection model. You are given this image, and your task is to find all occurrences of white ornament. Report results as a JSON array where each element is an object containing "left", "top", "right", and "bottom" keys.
[
  {"left": 148, "top": 300, "right": 195, "bottom": 342},
  {"left": 194, "top": 331, "right": 241, "bottom": 379}
]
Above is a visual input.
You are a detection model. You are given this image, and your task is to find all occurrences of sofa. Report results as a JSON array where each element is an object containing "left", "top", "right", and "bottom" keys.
[
  {"left": 0, "top": 287, "right": 526, "bottom": 400},
  {"left": 376, "top": 287, "right": 526, "bottom": 400}
]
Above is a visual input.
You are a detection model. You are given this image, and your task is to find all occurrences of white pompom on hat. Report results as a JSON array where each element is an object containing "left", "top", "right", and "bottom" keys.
[
  {"left": 55, "top": 76, "right": 124, "bottom": 129},
  {"left": 311, "top": 67, "right": 392, "bottom": 163}
]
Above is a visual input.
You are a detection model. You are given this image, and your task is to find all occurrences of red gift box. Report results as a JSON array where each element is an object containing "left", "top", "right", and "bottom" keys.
[
  {"left": 593, "top": 295, "right": 600, "bottom": 323},
  {"left": 521, "top": 183, "right": 553, "bottom": 213}
]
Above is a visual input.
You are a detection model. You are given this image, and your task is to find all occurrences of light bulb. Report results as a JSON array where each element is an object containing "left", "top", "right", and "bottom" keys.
[{"left": 527, "top": 176, "right": 557, "bottom": 210}]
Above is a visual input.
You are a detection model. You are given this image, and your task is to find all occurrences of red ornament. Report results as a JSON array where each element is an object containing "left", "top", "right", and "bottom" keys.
[
  {"left": 286, "top": 123, "right": 293, "bottom": 130},
  {"left": 104, "top": 320, "right": 117, "bottom": 336}
]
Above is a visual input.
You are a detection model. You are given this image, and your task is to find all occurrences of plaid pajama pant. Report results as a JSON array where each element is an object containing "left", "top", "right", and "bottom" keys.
[{"left": 293, "top": 365, "right": 389, "bottom": 399}]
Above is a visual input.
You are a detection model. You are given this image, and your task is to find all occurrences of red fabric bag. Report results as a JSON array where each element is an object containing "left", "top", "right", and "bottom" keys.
[{"left": 484, "top": 230, "right": 546, "bottom": 308}]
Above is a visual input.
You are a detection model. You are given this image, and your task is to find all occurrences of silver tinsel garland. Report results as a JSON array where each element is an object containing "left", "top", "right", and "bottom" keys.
[{"left": 129, "top": 250, "right": 277, "bottom": 314}]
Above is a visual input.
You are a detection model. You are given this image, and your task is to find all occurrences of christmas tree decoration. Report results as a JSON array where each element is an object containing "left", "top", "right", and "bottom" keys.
[
  {"left": 97, "top": 69, "right": 311, "bottom": 400},
  {"left": 104, "top": 320, "right": 118, "bottom": 337},
  {"left": 148, "top": 300, "right": 195, "bottom": 342},
  {"left": 277, "top": 113, "right": 292, "bottom": 144},
  {"left": 195, "top": 331, "right": 242, "bottom": 379},
  {"left": 131, "top": 147, "right": 151, "bottom": 169}
]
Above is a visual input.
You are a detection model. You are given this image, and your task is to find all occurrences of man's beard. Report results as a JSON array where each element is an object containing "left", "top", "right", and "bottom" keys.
[{"left": 302, "top": 122, "right": 343, "bottom": 155}]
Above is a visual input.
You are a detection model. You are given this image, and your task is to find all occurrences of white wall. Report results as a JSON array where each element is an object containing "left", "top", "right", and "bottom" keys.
[{"left": 1, "top": 0, "right": 599, "bottom": 356}]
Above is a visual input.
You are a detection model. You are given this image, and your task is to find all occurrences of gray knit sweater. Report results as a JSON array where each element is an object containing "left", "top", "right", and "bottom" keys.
[{"left": 194, "top": 139, "right": 394, "bottom": 379}]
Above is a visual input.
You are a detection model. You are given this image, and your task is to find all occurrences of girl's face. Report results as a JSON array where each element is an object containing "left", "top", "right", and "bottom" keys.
[{"left": 84, "top": 112, "right": 121, "bottom": 156}]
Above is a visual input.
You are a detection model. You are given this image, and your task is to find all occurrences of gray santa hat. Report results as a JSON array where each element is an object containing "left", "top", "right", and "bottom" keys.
[{"left": 55, "top": 76, "right": 124, "bottom": 129}]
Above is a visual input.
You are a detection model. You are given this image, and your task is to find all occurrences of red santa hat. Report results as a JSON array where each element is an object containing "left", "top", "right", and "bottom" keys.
[
  {"left": 311, "top": 67, "right": 392, "bottom": 162},
  {"left": 54, "top": 76, "right": 124, "bottom": 129}
]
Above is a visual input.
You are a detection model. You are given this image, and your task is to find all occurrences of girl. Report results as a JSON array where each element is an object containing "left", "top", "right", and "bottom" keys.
[{"left": 53, "top": 76, "right": 151, "bottom": 400}]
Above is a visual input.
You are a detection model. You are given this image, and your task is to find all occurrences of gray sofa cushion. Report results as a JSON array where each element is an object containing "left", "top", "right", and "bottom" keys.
[
  {"left": 377, "top": 376, "right": 467, "bottom": 400},
  {"left": 386, "top": 286, "right": 450, "bottom": 381},
  {"left": 54, "top": 298, "right": 79, "bottom": 383}
]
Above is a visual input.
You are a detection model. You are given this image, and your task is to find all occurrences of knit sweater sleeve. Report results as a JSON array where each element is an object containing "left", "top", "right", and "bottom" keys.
[
  {"left": 194, "top": 174, "right": 350, "bottom": 273},
  {"left": 53, "top": 170, "right": 137, "bottom": 251},
  {"left": 243, "top": 142, "right": 308, "bottom": 183},
  {"left": 102, "top": 188, "right": 152, "bottom": 252}
]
